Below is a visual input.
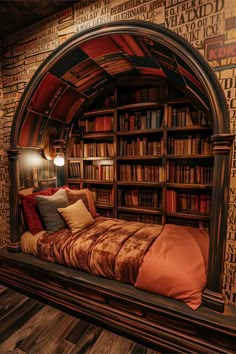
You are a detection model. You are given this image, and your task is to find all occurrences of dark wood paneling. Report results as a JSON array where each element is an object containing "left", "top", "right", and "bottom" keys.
[{"left": 0, "top": 284, "right": 157, "bottom": 354}]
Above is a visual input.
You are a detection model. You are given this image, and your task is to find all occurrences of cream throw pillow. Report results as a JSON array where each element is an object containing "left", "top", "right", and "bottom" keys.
[{"left": 58, "top": 199, "right": 94, "bottom": 233}]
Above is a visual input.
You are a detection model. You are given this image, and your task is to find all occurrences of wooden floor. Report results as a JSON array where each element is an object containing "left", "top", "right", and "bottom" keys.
[{"left": 0, "top": 284, "right": 159, "bottom": 354}]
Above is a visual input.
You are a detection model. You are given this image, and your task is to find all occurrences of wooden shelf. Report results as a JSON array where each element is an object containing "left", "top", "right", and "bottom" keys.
[
  {"left": 166, "top": 183, "right": 212, "bottom": 189},
  {"left": 166, "top": 211, "right": 210, "bottom": 220},
  {"left": 117, "top": 206, "right": 162, "bottom": 215},
  {"left": 117, "top": 102, "right": 162, "bottom": 110},
  {"left": 83, "top": 157, "right": 114, "bottom": 161},
  {"left": 166, "top": 154, "right": 213, "bottom": 159},
  {"left": 67, "top": 178, "right": 81, "bottom": 183},
  {"left": 82, "top": 132, "right": 114, "bottom": 139},
  {"left": 83, "top": 108, "right": 115, "bottom": 117},
  {"left": 82, "top": 179, "right": 114, "bottom": 184},
  {"left": 66, "top": 83, "right": 213, "bottom": 229},
  {"left": 116, "top": 156, "right": 162, "bottom": 161},
  {"left": 167, "top": 126, "right": 212, "bottom": 132},
  {"left": 68, "top": 157, "right": 81, "bottom": 160},
  {"left": 96, "top": 203, "right": 113, "bottom": 209},
  {"left": 117, "top": 128, "right": 163, "bottom": 136}
]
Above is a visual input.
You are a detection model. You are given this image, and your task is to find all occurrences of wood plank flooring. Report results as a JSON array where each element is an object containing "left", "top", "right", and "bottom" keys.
[{"left": 0, "top": 284, "right": 159, "bottom": 354}]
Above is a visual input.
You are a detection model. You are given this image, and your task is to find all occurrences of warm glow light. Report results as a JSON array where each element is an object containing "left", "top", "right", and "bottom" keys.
[
  {"left": 23, "top": 150, "right": 42, "bottom": 166},
  {"left": 53, "top": 152, "right": 65, "bottom": 167}
]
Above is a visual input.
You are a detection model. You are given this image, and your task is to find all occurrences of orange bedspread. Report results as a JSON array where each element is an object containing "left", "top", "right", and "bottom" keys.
[
  {"left": 36, "top": 216, "right": 163, "bottom": 283},
  {"left": 21, "top": 217, "right": 209, "bottom": 309}
]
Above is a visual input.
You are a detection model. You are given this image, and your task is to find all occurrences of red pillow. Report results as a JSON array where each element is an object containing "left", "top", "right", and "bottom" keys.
[{"left": 19, "top": 188, "right": 53, "bottom": 235}]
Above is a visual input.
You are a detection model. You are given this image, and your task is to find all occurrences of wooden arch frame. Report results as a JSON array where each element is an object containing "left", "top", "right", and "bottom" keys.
[{"left": 8, "top": 20, "right": 234, "bottom": 313}]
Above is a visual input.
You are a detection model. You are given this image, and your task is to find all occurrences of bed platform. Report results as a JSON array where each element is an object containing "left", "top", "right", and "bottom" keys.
[
  {"left": 2, "top": 185, "right": 235, "bottom": 353},
  {"left": 0, "top": 247, "right": 235, "bottom": 353}
]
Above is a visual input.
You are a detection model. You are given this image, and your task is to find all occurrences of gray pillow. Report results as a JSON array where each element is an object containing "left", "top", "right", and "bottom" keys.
[{"left": 36, "top": 189, "right": 69, "bottom": 233}]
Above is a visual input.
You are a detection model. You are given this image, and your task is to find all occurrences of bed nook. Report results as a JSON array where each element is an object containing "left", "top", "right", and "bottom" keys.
[{"left": 1, "top": 21, "right": 236, "bottom": 352}]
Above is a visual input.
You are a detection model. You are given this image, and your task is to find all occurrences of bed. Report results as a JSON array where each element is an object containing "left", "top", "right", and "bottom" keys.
[
  {"left": 0, "top": 185, "right": 235, "bottom": 352},
  {"left": 20, "top": 187, "right": 209, "bottom": 312}
]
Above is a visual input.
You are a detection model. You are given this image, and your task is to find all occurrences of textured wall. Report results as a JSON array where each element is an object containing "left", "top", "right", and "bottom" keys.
[
  {"left": 0, "top": 42, "right": 8, "bottom": 247},
  {"left": 1, "top": 0, "right": 236, "bottom": 305}
]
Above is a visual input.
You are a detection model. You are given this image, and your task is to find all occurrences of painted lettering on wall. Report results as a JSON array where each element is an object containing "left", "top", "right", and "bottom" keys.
[
  {"left": 205, "top": 35, "right": 236, "bottom": 68},
  {"left": 110, "top": 0, "right": 164, "bottom": 24},
  {"left": 165, "top": 0, "right": 224, "bottom": 48},
  {"left": 75, "top": 0, "right": 112, "bottom": 32},
  {"left": 223, "top": 253, "right": 236, "bottom": 306}
]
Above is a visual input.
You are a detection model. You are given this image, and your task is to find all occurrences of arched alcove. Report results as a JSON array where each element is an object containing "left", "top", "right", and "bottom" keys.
[{"left": 8, "top": 20, "right": 234, "bottom": 312}]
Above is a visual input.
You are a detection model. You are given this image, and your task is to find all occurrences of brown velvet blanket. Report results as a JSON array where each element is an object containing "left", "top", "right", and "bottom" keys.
[
  {"left": 36, "top": 216, "right": 163, "bottom": 283},
  {"left": 21, "top": 217, "right": 209, "bottom": 309}
]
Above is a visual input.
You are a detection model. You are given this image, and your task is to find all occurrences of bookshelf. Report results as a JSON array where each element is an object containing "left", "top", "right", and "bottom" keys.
[{"left": 66, "top": 83, "right": 213, "bottom": 230}]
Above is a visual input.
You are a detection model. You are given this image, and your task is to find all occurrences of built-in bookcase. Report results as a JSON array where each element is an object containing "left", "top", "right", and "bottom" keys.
[{"left": 66, "top": 83, "right": 213, "bottom": 230}]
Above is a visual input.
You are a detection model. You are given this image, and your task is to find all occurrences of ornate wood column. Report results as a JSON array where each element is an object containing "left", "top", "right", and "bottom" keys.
[
  {"left": 203, "top": 133, "right": 234, "bottom": 312},
  {"left": 7, "top": 149, "right": 21, "bottom": 252}
]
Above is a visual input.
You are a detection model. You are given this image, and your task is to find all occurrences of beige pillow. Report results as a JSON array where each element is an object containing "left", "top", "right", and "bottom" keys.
[{"left": 58, "top": 199, "right": 94, "bottom": 233}]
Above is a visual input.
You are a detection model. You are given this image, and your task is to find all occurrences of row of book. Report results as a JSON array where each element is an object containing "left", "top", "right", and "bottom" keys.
[
  {"left": 72, "top": 137, "right": 211, "bottom": 158},
  {"left": 166, "top": 190, "right": 211, "bottom": 214},
  {"left": 118, "top": 189, "right": 161, "bottom": 208},
  {"left": 119, "top": 164, "right": 164, "bottom": 182},
  {"left": 167, "top": 106, "right": 209, "bottom": 127},
  {"left": 68, "top": 162, "right": 81, "bottom": 178},
  {"left": 71, "top": 143, "right": 81, "bottom": 158},
  {"left": 119, "top": 109, "right": 163, "bottom": 131},
  {"left": 84, "top": 164, "right": 114, "bottom": 181},
  {"left": 83, "top": 142, "right": 114, "bottom": 157},
  {"left": 91, "top": 187, "right": 113, "bottom": 205},
  {"left": 118, "top": 86, "right": 168, "bottom": 105},
  {"left": 119, "top": 137, "right": 162, "bottom": 156},
  {"left": 167, "top": 162, "right": 213, "bottom": 184},
  {"left": 97, "top": 209, "right": 113, "bottom": 217},
  {"left": 68, "top": 163, "right": 212, "bottom": 185},
  {"left": 118, "top": 213, "right": 161, "bottom": 224},
  {"left": 167, "top": 135, "right": 212, "bottom": 155},
  {"left": 65, "top": 185, "right": 210, "bottom": 230},
  {"left": 80, "top": 115, "right": 113, "bottom": 133},
  {"left": 167, "top": 217, "right": 209, "bottom": 231},
  {"left": 93, "top": 94, "right": 115, "bottom": 109}
]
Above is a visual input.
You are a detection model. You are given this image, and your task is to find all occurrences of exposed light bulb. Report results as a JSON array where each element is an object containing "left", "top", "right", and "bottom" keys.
[{"left": 53, "top": 152, "right": 65, "bottom": 166}]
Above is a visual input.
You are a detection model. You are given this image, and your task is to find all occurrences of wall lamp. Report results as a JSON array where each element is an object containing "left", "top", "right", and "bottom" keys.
[
  {"left": 42, "top": 139, "right": 66, "bottom": 167},
  {"left": 53, "top": 151, "right": 65, "bottom": 166}
]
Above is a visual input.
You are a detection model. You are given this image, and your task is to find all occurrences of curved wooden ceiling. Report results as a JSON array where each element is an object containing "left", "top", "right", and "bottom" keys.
[{"left": 11, "top": 22, "right": 229, "bottom": 150}]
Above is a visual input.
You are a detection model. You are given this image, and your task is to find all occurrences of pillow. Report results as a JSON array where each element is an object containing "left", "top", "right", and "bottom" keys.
[
  {"left": 65, "top": 188, "right": 97, "bottom": 218},
  {"left": 135, "top": 224, "right": 209, "bottom": 310},
  {"left": 36, "top": 189, "right": 69, "bottom": 233},
  {"left": 19, "top": 188, "right": 53, "bottom": 235},
  {"left": 58, "top": 199, "right": 94, "bottom": 233}
]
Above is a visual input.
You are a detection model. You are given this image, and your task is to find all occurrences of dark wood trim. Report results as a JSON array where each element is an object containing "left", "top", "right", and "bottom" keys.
[
  {"left": 202, "top": 133, "right": 235, "bottom": 312},
  {"left": 7, "top": 149, "right": 21, "bottom": 253},
  {"left": 0, "top": 248, "right": 235, "bottom": 353}
]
